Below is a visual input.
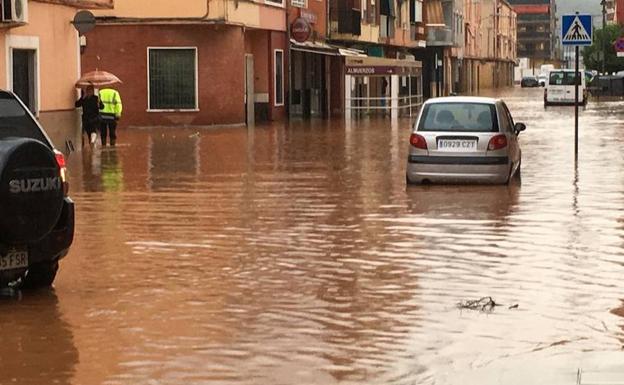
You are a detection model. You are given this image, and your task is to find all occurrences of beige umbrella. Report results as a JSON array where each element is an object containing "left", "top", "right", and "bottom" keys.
[{"left": 76, "top": 70, "right": 122, "bottom": 88}]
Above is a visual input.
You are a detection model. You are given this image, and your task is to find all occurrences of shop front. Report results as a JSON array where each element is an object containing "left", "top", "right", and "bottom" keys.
[{"left": 344, "top": 57, "right": 423, "bottom": 119}]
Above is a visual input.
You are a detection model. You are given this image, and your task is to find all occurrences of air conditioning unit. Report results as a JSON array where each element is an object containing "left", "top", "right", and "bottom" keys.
[{"left": 2, "top": 0, "right": 28, "bottom": 24}]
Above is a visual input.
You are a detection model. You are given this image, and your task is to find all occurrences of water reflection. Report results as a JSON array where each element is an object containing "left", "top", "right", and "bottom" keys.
[
  {"left": 12, "top": 88, "right": 624, "bottom": 384},
  {"left": 0, "top": 291, "right": 78, "bottom": 385}
]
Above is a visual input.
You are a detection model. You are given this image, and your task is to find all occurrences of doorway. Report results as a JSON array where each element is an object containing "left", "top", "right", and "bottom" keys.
[{"left": 12, "top": 49, "right": 36, "bottom": 113}]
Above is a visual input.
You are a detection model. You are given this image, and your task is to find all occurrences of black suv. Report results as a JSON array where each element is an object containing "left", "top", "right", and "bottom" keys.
[{"left": 0, "top": 91, "right": 74, "bottom": 289}]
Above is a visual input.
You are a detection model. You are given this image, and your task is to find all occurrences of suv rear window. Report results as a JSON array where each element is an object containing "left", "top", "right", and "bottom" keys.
[
  {"left": 418, "top": 102, "right": 498, "bottom": 133},
  {"left": 0, "top": 91, "right": 48, "bottom": 144}
]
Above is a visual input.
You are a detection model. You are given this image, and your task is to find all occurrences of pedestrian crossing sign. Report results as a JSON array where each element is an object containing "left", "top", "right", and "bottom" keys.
[{"left": 562, "top": 14, "right": 593, "bottom": 46}]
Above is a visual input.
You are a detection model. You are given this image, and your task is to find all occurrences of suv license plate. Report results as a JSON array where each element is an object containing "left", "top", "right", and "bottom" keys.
[
  {"left": 0, "top": 249, "right": 28, "bottom": 271},
  {"left": 438, "top": 139, "right": 477, "bottom": 152}
]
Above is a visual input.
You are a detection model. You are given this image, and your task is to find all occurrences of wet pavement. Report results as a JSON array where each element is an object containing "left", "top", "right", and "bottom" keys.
[{"left": 3, "top": 86, "right": 624, "bottom": 384}]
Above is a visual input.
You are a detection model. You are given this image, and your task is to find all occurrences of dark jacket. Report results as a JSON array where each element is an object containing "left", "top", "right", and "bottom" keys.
[{"left": 75, "top": 95, "right": 104, "bottom": 124}]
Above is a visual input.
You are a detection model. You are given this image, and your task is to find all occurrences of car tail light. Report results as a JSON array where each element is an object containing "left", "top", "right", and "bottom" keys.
[
  {"left": 409, "top": 133, "right": 428, "bottom": 150},
  {"left": 54, "top": 149, "right": 69, "bottom": 195},
  {"left": 487, "top": 135, "right": 508, "bottom": 151}
]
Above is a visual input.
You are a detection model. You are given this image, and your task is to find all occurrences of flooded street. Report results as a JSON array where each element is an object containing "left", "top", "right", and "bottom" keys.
[{"left": 4, "top": 86, "right": 624, "bottom": 384}]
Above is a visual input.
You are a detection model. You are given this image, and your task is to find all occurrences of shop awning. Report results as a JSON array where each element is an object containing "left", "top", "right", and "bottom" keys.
[
  {"left": 425, "top": 0, "right": 445, "bottom": 26},
  {"left": 290, "top": 39, "right": 366, "bottom": 57}
]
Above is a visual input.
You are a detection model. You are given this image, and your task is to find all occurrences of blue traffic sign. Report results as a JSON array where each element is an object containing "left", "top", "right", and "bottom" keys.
[{"left": 562, "top": 14, "right": 593, "bottom": 46}]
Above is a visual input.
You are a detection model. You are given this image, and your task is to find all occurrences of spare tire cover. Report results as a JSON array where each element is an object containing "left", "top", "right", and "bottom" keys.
[{"left": 0, "top": 138, "right": 64, "bottom": 243}]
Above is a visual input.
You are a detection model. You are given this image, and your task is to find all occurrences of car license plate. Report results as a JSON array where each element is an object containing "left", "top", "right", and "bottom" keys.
[
  {"left": 438, "top": 139, "right": 477, "bottom": 152},
  {"left": 0, "top": 249, "right": 28, "bottom": 271}
]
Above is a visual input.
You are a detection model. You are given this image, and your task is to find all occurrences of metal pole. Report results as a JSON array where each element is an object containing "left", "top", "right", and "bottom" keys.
[
  {"left": 575, "top": 44, "right": 579, "bottom": 160},
  {"left": 602, "top": 0, "right": 607, "bottom": 74}
]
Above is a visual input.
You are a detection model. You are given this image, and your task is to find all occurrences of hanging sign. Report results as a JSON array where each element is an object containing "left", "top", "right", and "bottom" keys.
[{"left": 291, "top": 18, "right": 312, "bottom": 43}]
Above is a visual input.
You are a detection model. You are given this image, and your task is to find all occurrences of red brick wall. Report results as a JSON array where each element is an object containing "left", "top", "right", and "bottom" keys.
[
  {"left": 618, "top": 0, "right": 624, "bottom": 25},
  {"left": 288, "top": 0, "right": 327, "bottom": 39},
  {"left": 82, "top": 24, "right": 246, "bottom": 128}
]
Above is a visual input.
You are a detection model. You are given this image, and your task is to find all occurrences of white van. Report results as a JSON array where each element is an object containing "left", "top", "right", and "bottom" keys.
[{"left": 544, "top": 69, "right": 587, "bottom": 106}]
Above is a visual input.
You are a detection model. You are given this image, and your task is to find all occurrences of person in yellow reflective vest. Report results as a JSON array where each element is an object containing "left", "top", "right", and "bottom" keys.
[{"left": 99, "top": 88, "right": 123, "bottom": 146}]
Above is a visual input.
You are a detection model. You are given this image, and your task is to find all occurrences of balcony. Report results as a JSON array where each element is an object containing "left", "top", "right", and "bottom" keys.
[
  {"left": 425, "top": 0, "right": 460, "bottom": 47},
  {"left": 426, "top": 26, "right": 453, "bottom": 46}
]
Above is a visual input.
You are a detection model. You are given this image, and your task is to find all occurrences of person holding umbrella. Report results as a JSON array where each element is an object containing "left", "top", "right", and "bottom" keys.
[
  {"left": 75, "top": 70, "right": 122, "bottom": 147},
  {"left": 75, "top": 85, "right": 103, "bottom": 147}
]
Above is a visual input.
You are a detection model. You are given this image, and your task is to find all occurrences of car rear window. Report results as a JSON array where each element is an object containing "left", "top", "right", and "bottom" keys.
[
  {"left": 0, "top": 91, "right": 48, "bottom": 144},
  {"left": 418, "top": 102, "right": 498, "bottom": 133}
]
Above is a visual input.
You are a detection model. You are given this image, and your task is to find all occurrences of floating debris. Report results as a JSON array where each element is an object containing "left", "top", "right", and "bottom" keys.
[
  {"left": 457, "top": 296, "right": 499, "bottom": 312},
  {"left": 457, "top": 297, "right": 519, "bottom": 312}
]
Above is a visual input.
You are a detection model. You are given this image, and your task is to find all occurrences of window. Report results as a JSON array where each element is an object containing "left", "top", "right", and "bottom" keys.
[
  {"left": 410, "top": 0, "right": 422, "bottom": 23},
  {"left": 338, "top": 1, "right": 362, "bottom": 35},
  {"left": 361, "top": 0, "right": 367, "bottom": 22},
  {"left": 265, "top": 0, "right": 284, "bottom": 5},
  {"left": 0, "top": 91, "right": 46, "bottom": 144},
  {"left": 380, "top": 0, "right": 395, "bottom": 38},
  {"left": 274, "top": 50, "right": 284, "bottom": 106},
  {"left": 148, "top": 48, "right": 197, "bottom": 110},
  {"left": 549, "top": 71, "right": 581, "bottom": 86}
]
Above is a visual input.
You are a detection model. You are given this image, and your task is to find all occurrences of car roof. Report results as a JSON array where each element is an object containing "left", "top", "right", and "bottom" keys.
[{"left": 424, "top": 96, "right": 498, "bottom": 105}]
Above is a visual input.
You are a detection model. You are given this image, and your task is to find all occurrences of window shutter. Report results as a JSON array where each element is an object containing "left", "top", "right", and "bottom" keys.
[{"left": 338, "top": 0, "right": 353, "bottom": 33}]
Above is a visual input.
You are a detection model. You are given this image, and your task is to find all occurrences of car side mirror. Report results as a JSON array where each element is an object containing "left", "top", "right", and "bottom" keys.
[{"left": 514, "top": 122, "right": 526, "bottom": 133}]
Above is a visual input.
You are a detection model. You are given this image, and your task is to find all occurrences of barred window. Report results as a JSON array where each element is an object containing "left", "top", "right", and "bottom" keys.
[{"left": 148, "top": 48, "right": 197, "bottom": 110}]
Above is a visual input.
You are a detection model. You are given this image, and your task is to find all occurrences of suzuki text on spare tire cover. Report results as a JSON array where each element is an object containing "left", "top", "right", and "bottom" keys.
[{"left": 0, "top": 90, "right": 74, "bottom": 290}]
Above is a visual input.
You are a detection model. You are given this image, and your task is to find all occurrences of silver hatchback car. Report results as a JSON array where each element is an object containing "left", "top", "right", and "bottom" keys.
[{"left": 406, "top": 97, "right": 525, "bottom": 184}]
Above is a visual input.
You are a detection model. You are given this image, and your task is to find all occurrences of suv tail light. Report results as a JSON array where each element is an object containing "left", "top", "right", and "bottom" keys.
[
  {"left": 54, "top": 149, "right": 69, "bottom": 195},
  {"left": 409, "top": 133, "right": 428, "bottom": 150},
  {"left": 487, "top": 135, "right": 508, "bottom": 151}
]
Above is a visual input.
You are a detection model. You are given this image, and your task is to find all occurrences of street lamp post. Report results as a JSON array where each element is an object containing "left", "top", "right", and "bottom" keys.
[{"left": 601, "top": 0, "right": 607, "bottom": 74}]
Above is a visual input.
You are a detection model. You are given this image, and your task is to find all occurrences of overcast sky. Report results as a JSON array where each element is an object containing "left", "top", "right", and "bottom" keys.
[{"left": 556, "top": 0, "right": 601, "bottom": 18}]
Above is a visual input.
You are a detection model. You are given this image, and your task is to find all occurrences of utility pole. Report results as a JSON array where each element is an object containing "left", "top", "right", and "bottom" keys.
[{"left": 601, "top": 0, "right": 607, "bottom": 74}]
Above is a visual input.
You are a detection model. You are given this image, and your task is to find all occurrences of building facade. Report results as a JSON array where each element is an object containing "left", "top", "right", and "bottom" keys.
[
  {"left": 507, "top": 0, "right": 558, "bottom": 70},
  {"left": 287, "top": 0, "right": 333, "bottom": 118},
  {"left": 605, "top": 0, "right": 624, "bottom": 25},
  {"left": 325, "top": 0, "right": 426, "bottom": 117},
  {"left": 462, "top": 0, "right": 516, "bottom": 93},
  {"left": 0, "top": 0, "right": 112, "bottom": 150},
  {"left": 83, "top": 0, "right": 288, "bottom": 128}
]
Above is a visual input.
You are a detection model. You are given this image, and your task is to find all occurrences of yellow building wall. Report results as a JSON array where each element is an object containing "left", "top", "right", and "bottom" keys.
[
  {"left": 0, "top": 2, "right": 88, "bottom": 149},
  {"left": 93, "top": 0, "right": 286, "bottom": 31},
  {"left": 93, "top": 0, "right": 207, "bottom": 18},
  {"left": 8, "top": 2, "right": 80, "bottom": 112}
]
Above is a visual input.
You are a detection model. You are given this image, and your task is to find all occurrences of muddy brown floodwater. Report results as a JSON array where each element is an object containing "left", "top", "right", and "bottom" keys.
[{"left": 2, "top": 87, "right": 624, "bottom": 385}]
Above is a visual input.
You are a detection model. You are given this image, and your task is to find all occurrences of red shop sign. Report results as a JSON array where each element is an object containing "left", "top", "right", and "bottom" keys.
[{"left": 291, "top": 17, "right": 312, "bottom": 43}]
